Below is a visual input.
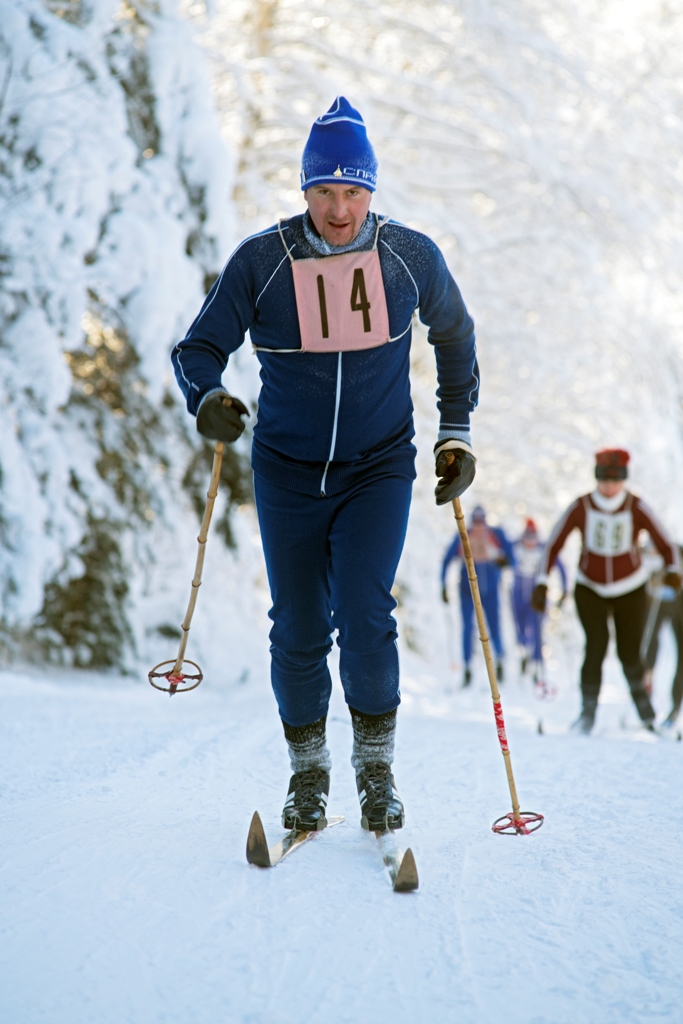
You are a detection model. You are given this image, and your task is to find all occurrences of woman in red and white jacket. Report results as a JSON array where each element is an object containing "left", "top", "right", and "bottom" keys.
[{"left": 532, "top": 449, "right": 681, "bottom": 733}]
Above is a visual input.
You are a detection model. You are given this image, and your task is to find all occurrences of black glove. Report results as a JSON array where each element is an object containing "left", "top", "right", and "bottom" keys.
[
  {"left": 441, "top": 584, "right": 449, "bottom": 604},
  {"left": 434, "top": 441, "right": 476, "bottom": 505},
  {"left": 495, "top": 557, "right": 510, "bottom": 568},
  {"left": 531, "top": 584, "right": 547, "bottom": 613},
  {"left": 663, "top": 570, "right": 683, "bottom": 590},
  {"left": 196, "top": 390, "right": 249, "bottom": 443}
]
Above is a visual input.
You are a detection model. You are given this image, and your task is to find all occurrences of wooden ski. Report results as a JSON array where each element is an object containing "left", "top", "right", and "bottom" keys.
[
  {"left": 374, "top": 830, "right": 419, "bottom": 892},
  {"left": 246, "top": 811, "right": 344, "bottom": 868}
]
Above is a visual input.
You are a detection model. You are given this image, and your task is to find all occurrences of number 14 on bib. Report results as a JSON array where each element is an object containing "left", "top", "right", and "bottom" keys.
[{"left": 292, "top": 249, "right": 391, "bottom": 353}]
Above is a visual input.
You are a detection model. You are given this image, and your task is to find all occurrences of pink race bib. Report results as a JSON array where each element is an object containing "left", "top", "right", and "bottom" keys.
[
  {"left": 469, "top": 526, "right": 501, "bottom": 563},
  {"left": 291, "top": 249, "right": 390, "bottom": 352}
]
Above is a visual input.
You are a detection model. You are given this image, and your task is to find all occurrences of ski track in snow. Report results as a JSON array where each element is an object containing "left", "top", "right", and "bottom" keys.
[{"left": 2, "top": 630, "right": 682, "bottom": 1024}]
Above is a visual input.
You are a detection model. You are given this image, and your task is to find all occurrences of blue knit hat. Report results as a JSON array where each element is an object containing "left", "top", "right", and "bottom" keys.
[{"left": 300, "top": 97, "right": 378, "bottom": 192}]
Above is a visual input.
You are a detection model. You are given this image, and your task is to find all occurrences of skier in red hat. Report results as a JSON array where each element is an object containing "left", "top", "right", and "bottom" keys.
[
  {"left": 532, "top": 449, "right": 681, "bottom": 733},
  {"left": 511, "top": 518, "right": 566, "bottom": 689}
]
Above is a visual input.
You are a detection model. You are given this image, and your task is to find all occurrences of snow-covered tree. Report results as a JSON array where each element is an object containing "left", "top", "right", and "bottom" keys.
[{"left": 0, "top": 0, "right": 251, "bottom": 669}]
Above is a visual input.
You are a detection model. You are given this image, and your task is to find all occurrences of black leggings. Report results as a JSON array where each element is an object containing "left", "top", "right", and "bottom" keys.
[
  {"left": 574, "top": 584, "right": 654, "bottom": 721},
  {"left": 643, "top": 596, "right": 683, "bottom": 713}
]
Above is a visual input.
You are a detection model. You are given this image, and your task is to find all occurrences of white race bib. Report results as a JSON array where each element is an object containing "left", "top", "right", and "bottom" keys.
[
  {"left": 514, "top": 544, "right": 542, "bottom": 579},
  {"left": 585, "top": 509, "right": 632, "bottom": 556}
]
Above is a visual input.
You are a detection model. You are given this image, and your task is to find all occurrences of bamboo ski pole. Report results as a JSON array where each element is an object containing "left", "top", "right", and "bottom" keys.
[
  {"left": 148, "top": 441, "right": 225, "bottom": 694},
  {"left": 172, "top": 440, "right": 225, "bottom": 671},
  {"left": 452, "top": 496, "right": 543, "bottom": 834}
]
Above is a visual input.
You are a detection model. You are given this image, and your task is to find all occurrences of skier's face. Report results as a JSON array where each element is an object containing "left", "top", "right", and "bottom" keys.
[
  {"left": 305, "top": 183, "right": 373, "bottom": 246},
  {"left": 597, "top": 479, "right": 625, "bottom": 498}
]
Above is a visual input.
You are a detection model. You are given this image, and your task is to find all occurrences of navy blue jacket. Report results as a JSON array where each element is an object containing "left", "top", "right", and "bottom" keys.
[{"left": 172, "top": 213, "right": 478, "bottom": 496}]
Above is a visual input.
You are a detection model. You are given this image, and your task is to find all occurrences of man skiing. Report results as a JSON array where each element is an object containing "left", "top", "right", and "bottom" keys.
[
  {"left": 642, "top": 557, "right": 683, "bottom": 730},
  {"left": 172, "top": 97, "right": 478, "bottom": 832},
  {"left": 441, "top": 505, "right": 513, "bottom": 686},
  {"left": 511, "top": 519, "right": 566, "bottom": 686},
  {"left": 532, "top": 449, "right": 681, "bottom": 733}
]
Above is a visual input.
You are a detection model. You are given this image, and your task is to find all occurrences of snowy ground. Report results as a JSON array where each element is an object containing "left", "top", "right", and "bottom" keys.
[{"left": 2, "top": 620, "right": 682, "bottom": 1024}]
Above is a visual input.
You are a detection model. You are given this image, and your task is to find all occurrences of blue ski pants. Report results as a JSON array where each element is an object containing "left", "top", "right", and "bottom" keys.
[
  {"left": 254, "top": 468, "right": 413, "bottom": 727},
  {"left": 511, "top": 575, "right": 543, "bottom": 661},
  {"left": 459, "top": 563, "right": 503, "bottom": 663}
]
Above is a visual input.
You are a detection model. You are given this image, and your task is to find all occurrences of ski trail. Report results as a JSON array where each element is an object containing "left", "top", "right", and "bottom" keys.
[{"left": 2, "top": 668, "right": 683, "bottom": 1023}]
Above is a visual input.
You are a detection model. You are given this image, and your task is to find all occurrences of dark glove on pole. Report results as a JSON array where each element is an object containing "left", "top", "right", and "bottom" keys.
[
  {"left": 434, "top": 440, "right": 476, "bottom": 505},
  {"left": 196, "top": 390, "right": 249, "bottom": 443},
  {"left": 531, "top": 584, "right": 548, "bottom": 613}
]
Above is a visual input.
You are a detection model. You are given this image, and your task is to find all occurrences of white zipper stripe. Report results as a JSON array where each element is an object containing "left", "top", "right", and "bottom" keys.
[
  {"left": 328, "top": 352, "right": 343, "bottom": 461},
  {"left": 320, "top": 352, "right": 343, "bottom": 496}
]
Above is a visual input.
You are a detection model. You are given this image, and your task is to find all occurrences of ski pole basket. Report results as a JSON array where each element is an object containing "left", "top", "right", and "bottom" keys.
[
  {"left": 148, "top": 659, "right": 203, "bottom": 695},
  {"left": 533, "top": 679, "right": 558, "bottom": 701},
  {"left": 147, "top": 441, "right": 224, "bottom": 696},
  {"left": 492, "top": 811, "right": 544, "bottom": 835}
]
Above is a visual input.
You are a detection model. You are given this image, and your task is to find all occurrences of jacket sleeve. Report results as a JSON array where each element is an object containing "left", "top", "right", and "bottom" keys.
[
  {"left": 633, "top": 499, "right": 680, "bottom": 570},
  {"left": 441, "top": 536, "right": 462, "bottom": 584},
  {"left": 413, "top": 237, "right": 478, "bottom": 439},
  {"left": 536, "top": 500, "right": 584, "bottom": 583},
  {"left": 171, "top": 243, "right": 258, "bottom": 416}
]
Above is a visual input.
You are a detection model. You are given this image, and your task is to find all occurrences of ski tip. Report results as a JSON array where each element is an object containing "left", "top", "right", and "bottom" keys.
[
  {"left": 393, "top": 847, "right": 419, "bottom": 892},
  {"left": 246, "top": 810, "right": 272, "bottom": 868}
]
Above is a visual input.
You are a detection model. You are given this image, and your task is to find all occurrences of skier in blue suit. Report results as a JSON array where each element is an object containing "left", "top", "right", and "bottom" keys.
[
  {"left": 172, "top": 97, "right": 479, "bottom": 833},
  {"left": 441, "top": 505, "right": 514, "bottom": 686},
  {"left": 510, "top": 519, "right": 566, "bottom": 685}
]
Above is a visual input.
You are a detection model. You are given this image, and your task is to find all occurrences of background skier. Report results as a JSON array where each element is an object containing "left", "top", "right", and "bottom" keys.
[
  {"left": 511, "top": 519, "right": 566, "bottom": 688},
  {"left": 532, "top": 448, "right": 681, "bottom": 733},
  {"left": 642, "top": 556, "right": 683, "bottom": 730},
  {"left": 441, "top": 505, "right": 513, "bottom": 686},
  {"left": 172, "top": 97, "right": 478, "bottom": 833}
]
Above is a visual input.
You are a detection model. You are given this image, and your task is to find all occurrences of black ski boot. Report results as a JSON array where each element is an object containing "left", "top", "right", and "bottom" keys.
[
  {"left": 496, "top": 660, "right": 504, "bottom": 683},
  {"left": 281, "top": 767, "right": 330, "bottom": 832},
  {"left": 628, "top": 678, "right": 656, "bottom": 730},
  {"left": 462, "top": 665, "right": 472, "bottom": 688},
  {"left": 356, "top": 762, "right": 405, "bottom": 831}
]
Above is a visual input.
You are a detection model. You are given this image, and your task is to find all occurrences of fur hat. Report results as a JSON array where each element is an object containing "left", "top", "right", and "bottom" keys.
[{"left": 595, "top": 448, "right": 629, "bottom": 480}]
